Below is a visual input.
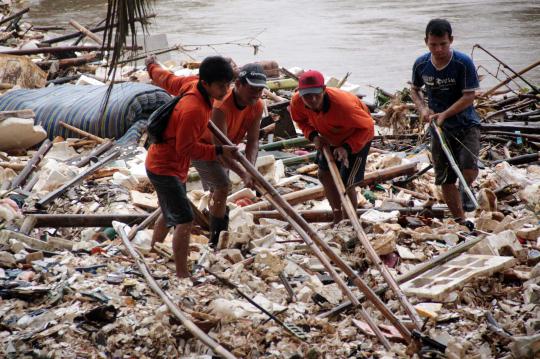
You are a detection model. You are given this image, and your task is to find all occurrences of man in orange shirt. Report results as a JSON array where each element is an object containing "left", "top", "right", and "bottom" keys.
[
  {"left": 290, "top": 70, "right": 374, "bottom": 223},
  {"left": 193, "top": 63, "right": 266, "bottom": 246},
  {"left": 144, "top": 55, "right": 238, "bottom": 278}
]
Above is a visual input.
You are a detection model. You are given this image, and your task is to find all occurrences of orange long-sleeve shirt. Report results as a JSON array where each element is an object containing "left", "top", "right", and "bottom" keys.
[
  {"left": 290, "top": 87, "right": 374, "bottom": 153},
  {"left": 200, "top": 91, "right": 263, "bottom": 145},
  {"left": 145, "top": 64, "right": 217, "bottom": 182}
]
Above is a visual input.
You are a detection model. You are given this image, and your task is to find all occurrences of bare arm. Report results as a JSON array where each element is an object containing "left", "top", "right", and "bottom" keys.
[
  {"left": 210, "top": 108, "right": 252, "bottom": 183},
  {"left": 410, "top": 85, "right": 433, "bottom": 122},
  {"left": 245, "top": 115, "right": 261, "bottom": 165},
  {"left": 430, "top": 91, "right": 475, "bottom": 127}
]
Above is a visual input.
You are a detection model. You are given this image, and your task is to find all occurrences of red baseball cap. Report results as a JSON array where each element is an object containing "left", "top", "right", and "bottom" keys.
[{"left": 298, "top": 70, "right": 325, "bottom": 96}]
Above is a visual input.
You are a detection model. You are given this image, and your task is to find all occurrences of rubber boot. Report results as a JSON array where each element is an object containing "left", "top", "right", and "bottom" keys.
[{"left": 209, "top": 213, "right": 229, "bottom": 247}]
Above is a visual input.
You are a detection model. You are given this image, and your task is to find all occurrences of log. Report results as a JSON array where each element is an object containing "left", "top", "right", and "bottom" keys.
[
  {"left": 322, "top": 145, "right": 423, "bottom": 330},
  {"left": 59, "top": 121, "right": 107, "bottom": 143},
  {"left": 481, "top": 122, "right": 540, "bottom": 134},
  {"left": 0, "top": 45, "right": 140, "bottom": 56},
  {"left": 242, "top": 186, "right": 325, "bottom": 212},
  {"left": 10, "top": 139, "right": 52, "bottom": 190},
  {"left": 243, "top": 162, "right": 418, "bottom": 212},
  {"left": 0, "top": 7, "right": 29, "bottom": 27},
  {"left": 492, "top": 152, "right": 540, "bottom": 166},
  {"left": 30, "top": 213, "right": 149, "bottom": 228},
  {"left": 481, "top": 131, "right": 540, "bottom": 141},
  {"left": 68, "top": 20, "right": 102, "bottom": 45},
  {"left": 318, "top": 236, "right": 485, "bottom": 319},
  {"left": 35, "top": 150, "right": 120, "bottom": 209},
  {"left": 251, "top": 207, "right": 445, "bottom": 222},
  {"left": 36, "top": 53, "right": 99, "bottom": 70},
  {"left": 114, "top": 222, "right": 237, "bottom": 359},
  {"left": 32, "top": 25, "right": 66, "bottom": 31},
  {"left": 210, "top": 122, "right": 402, "bottom": 349}
]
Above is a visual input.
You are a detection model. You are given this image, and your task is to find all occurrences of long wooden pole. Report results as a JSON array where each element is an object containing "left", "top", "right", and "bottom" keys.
[
  {"left": 69, "top": 20, "right": 103, "bottom": 45},
  {"left": 322, "top": 145, "right": 422, "bottom": 331},
  {"left": 209, "top": 122, "right": 403, "bottom": 347},
  {"left": 59, "top": 121, "right": 107, "bottom": 144},
  {"left": 114, "top": 221, "right": 237, "bottom": 359}
]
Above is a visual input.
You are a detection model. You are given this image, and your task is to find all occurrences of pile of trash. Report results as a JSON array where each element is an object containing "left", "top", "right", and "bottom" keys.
[{"left": 1, "top": 2, "right": 540, "bottom": 358}]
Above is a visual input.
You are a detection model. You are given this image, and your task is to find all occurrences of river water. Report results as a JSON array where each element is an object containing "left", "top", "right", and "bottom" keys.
[{"left": 17, "top": 0, "right": 540, "bottom": 93}]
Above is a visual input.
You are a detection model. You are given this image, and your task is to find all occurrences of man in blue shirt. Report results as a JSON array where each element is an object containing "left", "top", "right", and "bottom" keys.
[{"left": 411, "top": 18, "right": 481, "bottom": 224}]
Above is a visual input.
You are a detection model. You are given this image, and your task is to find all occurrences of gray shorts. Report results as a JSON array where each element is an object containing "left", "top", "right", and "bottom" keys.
[
  {"left": 431, "top": 126, "right": 480, "bottom": 185},
  {"left": 191, "top": 160, "right": 230, "bottom": 191}
]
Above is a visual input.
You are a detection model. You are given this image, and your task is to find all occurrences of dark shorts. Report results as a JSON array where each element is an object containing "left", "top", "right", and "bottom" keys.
[
  {"left": 146, "top": 169, "right": 193, "bottom": 227},
  {"left": 316, "top": 141, "right": 371, "bottom": 188},
  {"left": 191, "top": 160, "right": 230, "bottom": 191},
  {"left": 431, "top": 126, "right": 480, "bottom": 185}
]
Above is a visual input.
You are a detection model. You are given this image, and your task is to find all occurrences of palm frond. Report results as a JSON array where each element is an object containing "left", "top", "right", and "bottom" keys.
[
  {"left": 103, "top": 0, "right": 153, "bottom": 76},
  {"left": 99, "top": 0, "right": 154, "bottom": 121}
]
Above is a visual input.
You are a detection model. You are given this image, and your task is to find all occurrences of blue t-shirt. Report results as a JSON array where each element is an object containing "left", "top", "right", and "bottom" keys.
[{"left": 412, "top": 50, "right": 481, "bottom": 131}]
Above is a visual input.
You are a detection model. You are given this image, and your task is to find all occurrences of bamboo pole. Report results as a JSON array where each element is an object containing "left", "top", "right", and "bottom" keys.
[
  {"left": 210, "top": 122, "right": 404, "bottom": 348},
  {"left": 318, "top": 236, "right": 484, "bottom": 319},
  {"left": 114, "top": 222, "right": 237, "bottom": 359},
  {"left": 322, "top": 145, "right": 422, "bottom": 330},
  {"left": 10, "top": 139, "right": 52, "bottom": 190},
  {"left": 251, "top": 207, "right": 445, "bottom": 222},
  {"left": 59, "top": 121, "right": 107, "bottom": 144},
  {"left": 259, "top": 137, "right": 310, "bottom": 151},
  {"left": 69, "top": 20, "right": 103, "bottom": 45}
]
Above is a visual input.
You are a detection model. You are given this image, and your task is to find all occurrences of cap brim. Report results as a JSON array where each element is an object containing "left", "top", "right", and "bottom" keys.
[
  {"left": 299, "top": 87, "right": 324, "bottom": 96},
  {"left": 245, "top": 77, "right": 268, "bottom": 88}
]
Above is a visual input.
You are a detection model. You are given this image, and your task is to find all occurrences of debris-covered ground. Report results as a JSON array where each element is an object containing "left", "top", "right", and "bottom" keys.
[{"left": 1, "top": 2, "right": 540, "bottom": 358}]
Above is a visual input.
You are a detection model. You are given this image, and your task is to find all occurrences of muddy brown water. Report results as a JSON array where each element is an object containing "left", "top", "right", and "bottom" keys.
[{"left": 17, "top": 0, "right": 540, "bottom": 94}]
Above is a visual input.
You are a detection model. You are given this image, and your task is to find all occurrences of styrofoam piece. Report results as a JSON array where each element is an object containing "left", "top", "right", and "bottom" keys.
[{"left": 401, "top": 254, "right": 516, "bottom": 301}]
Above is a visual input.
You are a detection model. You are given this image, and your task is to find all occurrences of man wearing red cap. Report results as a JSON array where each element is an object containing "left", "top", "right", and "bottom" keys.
[{"left": 290, "top": 70, "right": 374, "bottom": 223}]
